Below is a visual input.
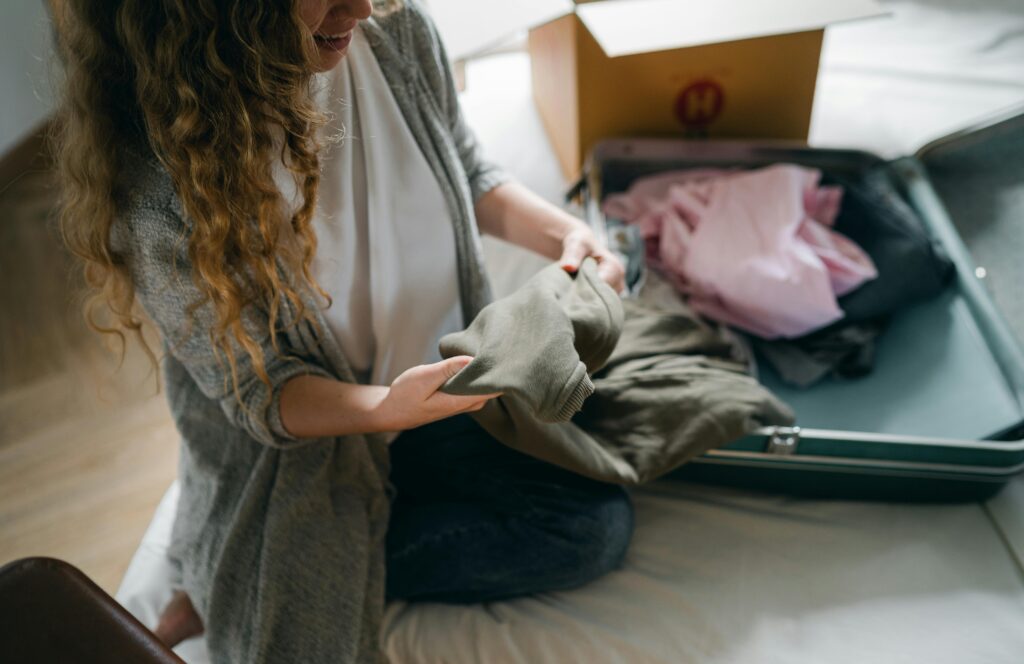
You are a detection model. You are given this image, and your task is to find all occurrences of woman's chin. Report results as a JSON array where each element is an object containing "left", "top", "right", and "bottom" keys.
[
  {"left": 312, "top": 31, "right": 354, "bottom": 72},
  {"left": 313, "top": 49, "right": 347, "bottom": 72}
]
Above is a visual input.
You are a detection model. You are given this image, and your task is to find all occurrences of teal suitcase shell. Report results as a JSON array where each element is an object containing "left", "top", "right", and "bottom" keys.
[{"left": 580, "top": 108, "right": 1024, "bottom": 501}]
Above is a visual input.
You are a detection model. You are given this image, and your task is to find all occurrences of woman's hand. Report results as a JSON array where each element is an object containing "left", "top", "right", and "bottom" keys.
[
  {"left": 278, "top": 358, "right": 495, "bottom": 440},
  {"left": 373, "top": 356, "right": 500, "bottom": 434},
  {"left": 474, "top": 182, "right": 626, "bottom": 293},
  {"left": 558, "top": 227, "right": 627, "bottom": 294}
]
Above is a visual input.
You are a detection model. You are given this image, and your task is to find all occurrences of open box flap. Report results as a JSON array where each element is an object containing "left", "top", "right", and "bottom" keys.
[
  {"left": 428, "top": 0, "right": 574, "bottom": 61},
  {"left": 428, "top": 0, "right": 885, "bottom": 61},
  {"left": 577, "top": 0, "right": 887, "bottom": 58}
]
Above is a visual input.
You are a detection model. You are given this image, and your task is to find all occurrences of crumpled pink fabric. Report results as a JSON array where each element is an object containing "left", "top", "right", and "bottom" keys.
[{"left": 602, "top": 164, "right": 878, "bottom": 339}]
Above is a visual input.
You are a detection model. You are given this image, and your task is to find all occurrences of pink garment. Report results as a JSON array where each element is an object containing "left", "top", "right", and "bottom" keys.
[{"left": 603, "top": 164, "right": 878, "bottom": 339}]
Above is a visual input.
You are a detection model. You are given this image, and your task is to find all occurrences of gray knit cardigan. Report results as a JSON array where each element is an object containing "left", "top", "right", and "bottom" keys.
[{"left": 109, "top": 3, "right": 510, "bottom": 662}]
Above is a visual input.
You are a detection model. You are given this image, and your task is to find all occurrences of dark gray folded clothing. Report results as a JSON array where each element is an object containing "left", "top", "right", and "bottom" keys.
[
  {"left": 827, "top": 169, "right": 955, "bottom": 322},
  {"left": 440, "top": 261, "right": 794, "bottom": 485},
  {"left": 754, "top": 319, "right": 887, "bottom": 389}
]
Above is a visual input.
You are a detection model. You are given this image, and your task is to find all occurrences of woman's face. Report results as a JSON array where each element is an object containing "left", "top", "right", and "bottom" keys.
[{"left": 298, "top": 0, "right": 373, "bottom": 72}]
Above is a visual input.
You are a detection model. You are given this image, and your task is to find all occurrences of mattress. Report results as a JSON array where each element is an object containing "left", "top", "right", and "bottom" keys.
[
  {"left": 115, "top": 1, "right": 1024, "bottom": 661},
  {"left": 118, "top": 479, "right": 1024, "bottom": 663},
  {"left": 382, "top": 479, "right": 1024, "bottom": 664}
]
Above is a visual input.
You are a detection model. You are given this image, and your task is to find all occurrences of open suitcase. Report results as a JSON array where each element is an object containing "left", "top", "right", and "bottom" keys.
[{"left": 578, "top": 107, "right": 1024, "bottom": 501}]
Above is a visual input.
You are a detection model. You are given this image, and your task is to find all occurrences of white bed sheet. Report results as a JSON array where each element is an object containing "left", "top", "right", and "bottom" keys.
[
  {"left": 118, "top": 479, "right": 1024, "bottom": 663},
  {"left": 116, "top": 1, "right": 1024, "bottom": 661},
  {"left": 383, "top": 479, "right": 1024, "bottom": 664}
]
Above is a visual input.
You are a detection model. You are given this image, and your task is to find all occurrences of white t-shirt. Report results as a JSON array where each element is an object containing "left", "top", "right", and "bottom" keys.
[{"left": 288, "top": 25, "right": 463, "bottom": 390}]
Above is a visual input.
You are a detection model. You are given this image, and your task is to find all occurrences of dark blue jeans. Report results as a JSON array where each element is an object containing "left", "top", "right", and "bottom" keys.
[{"left": 385, "top": 414, "right": 635, "bottom": 603}]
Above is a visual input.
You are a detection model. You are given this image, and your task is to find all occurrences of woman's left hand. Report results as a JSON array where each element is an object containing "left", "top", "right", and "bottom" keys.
[{"left": 558, "top": 227, "right": 626, "bottom": 294}]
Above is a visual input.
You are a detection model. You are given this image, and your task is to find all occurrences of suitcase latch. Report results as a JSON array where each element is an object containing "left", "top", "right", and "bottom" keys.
[{"left": 766, "top": 426, "right": 801, "bottom": 455}]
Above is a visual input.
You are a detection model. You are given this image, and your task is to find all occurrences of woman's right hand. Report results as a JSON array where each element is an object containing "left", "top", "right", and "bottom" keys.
[{"left": 373, "top": 356, "right": 500, "bottom": 433}]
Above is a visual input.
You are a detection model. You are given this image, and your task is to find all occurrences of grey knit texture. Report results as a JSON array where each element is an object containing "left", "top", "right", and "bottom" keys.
[{"left": 109, "top": 2, "right": 511, "bottom": 661}]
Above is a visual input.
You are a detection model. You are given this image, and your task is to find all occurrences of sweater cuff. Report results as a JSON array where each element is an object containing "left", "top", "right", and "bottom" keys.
[
  {"left": 262, "top": 360, "right": 335, "bottom": 446},
  {"left": 552, "top": 362, "right": 595, "bottom": 422}
]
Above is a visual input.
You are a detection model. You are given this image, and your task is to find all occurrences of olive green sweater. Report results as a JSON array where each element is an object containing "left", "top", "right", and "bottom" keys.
[{"left": 440, "top": 260, "right": 795, "bottom": 485}]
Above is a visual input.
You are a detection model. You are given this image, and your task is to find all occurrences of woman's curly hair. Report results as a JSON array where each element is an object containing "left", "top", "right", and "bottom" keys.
[{"left": 54, "top": 0, "right": 400, "bottom": 411}]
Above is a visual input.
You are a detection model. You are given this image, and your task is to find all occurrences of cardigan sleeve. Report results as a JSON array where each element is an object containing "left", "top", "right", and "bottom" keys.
[
  {"left": 410, "top": 0, "right": 513, "bottom": 204},
  {"left": 112, "top": 201, "right": 335, "bottom": 449}
]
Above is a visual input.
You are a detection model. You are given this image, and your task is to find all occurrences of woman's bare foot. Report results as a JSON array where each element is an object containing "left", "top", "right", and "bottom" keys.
[{"left": 153, "top": 590, "right": 205, "bottom": 647}]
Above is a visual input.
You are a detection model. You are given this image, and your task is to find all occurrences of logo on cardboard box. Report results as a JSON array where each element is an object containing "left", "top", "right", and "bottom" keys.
[{"left": 674, "top": 79, "right": 725, "bottom": 129}]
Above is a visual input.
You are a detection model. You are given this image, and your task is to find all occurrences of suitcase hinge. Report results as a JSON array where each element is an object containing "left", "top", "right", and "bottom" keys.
[{"left": 766, "top": 426, "right": 801, "bottom": 455}]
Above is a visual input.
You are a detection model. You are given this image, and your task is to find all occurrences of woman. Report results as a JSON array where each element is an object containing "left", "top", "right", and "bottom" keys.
[{"left": 56, "top": 0, "right": 633, "bottom": 661}]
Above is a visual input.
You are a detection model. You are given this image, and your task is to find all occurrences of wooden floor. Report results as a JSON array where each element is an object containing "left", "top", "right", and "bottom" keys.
[{"left": 0, "top": 166, "right": 179, "bottom": 594}]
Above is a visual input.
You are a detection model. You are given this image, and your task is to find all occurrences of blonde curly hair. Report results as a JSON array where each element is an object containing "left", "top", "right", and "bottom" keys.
[{"left": 55, "top": 0, "right": 401, "bottom": 409}]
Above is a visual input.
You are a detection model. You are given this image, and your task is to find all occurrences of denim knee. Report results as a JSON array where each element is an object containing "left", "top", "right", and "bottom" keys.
[{"left": 561, "top": 486, "right": 635, "bottom": 586}]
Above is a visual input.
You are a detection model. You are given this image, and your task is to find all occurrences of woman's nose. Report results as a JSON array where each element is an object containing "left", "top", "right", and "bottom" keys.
[{"left": 329, "top": 0, "right": 373, "bottom": 22}]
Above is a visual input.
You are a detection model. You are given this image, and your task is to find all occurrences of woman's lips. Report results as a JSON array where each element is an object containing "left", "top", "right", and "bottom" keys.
[{"left": 314, "top": 31, "right": 354, "bottom": 52}]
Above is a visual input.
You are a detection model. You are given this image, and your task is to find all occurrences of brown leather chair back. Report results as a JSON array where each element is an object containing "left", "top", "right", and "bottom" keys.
[{"left": 0, "top": 557, "right": 183, "bottom": 663}]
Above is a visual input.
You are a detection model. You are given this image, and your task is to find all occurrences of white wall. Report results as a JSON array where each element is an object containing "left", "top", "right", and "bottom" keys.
[{"left": 0, "top": 1, "right": 57, "bottom": 156}]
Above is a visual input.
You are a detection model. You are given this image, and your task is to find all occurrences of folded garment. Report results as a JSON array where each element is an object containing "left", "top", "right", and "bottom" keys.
[
  {"left": 602, "top": 164, "right": 878, "bottom": 339},
  {"left": 828, "top": 168, "right": 956, "bottom": 322},
  {"left": 754, "top": 319, "right": 887, "bottom": 389},
  {"left": 439, "top": 260, "right": 794, "bottom": 485}
]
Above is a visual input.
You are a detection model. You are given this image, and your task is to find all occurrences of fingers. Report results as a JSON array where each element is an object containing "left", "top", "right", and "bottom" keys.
[
  {"left": 596, "top": 253, "right": 627, "bottom": 293},
  {"left": 440, "top": 355, "right": 473, "bottom": 379},
  {"left": 433, "top": 391, "right": 501, "bottom": 409},
  {"left": 413, "top": 355, "right": 473, "bottom": 392},
  {"left": 456, "top": 397, "right": 491, "bottom": 414},
  {"left": 561, "top": 231, "right": 626, "bottom": 293},
  {"left": 559, "top": 232, "right": 589, "bottom": 273},
  {"left": 384, "top": 358, "right": 501, "bottom": 432},
  {"left": 433, "top": 387, "right": 501, "bottom": 406}
]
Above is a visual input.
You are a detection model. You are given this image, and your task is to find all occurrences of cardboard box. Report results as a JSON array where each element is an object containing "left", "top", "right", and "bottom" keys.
[{"left": 525, "top": 0, "right": 885, "bottom": 178}]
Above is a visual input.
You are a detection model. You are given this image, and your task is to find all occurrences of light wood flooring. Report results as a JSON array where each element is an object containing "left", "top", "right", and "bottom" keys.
[{"left": 0, "top": 165, "right": 179, "bottom": 594}]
